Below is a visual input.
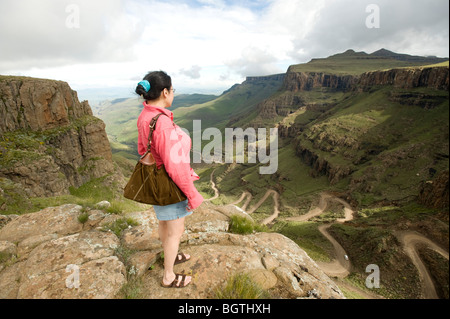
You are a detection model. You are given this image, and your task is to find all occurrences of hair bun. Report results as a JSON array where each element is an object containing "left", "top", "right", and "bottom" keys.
[{"left": 138, "top": 80, "right": 151, "bottom": 92}]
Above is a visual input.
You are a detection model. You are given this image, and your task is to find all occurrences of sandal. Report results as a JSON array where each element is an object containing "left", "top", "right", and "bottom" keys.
[
  {"left": 161, "top": 273, "right": 191, "bottom": 288},
  {"left": 174, "top": 252, "right": 191, "bottom": 265}
]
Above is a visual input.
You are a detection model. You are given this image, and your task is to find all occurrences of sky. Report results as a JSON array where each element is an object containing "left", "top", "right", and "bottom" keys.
[{"left": 0, "top": 0, "right": 448, "bottom": 99}]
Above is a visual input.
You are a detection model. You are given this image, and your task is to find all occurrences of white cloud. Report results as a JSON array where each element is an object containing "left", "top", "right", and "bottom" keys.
[
  {"left": 225, "top": 46, "right": 282, "bottom": 77},
  {"left": 0, "top": 0, "right": 448, "bottom": 94},
  {"left": 179, "top": 65, "right": 202, "bottom": 79},
  {"left": 289, "top": 0, "right": 449, "bottom": 60},
  {"left": 0, "top": 0, "right": 142, "bottom": 70}
]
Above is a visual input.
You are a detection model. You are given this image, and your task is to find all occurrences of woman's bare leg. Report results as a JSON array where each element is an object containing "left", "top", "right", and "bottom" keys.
[{"left": 160, "top": 217, "right": 191, "bottom": 287}]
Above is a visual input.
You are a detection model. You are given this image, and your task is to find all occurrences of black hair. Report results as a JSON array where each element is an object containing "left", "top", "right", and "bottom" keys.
[{"left": 135, "top": 71, "right": 172, "bottom": 101}]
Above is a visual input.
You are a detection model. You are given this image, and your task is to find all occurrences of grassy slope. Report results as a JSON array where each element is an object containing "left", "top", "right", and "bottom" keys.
[
  {"left": 195, "top": 54, "right": 449, "bottom": 299},
  {"left": 173, "top": 77, "right": 283, "bottom": 132},
  {"left": 297, "top": 86, "right": 449, "bottom": 205}
]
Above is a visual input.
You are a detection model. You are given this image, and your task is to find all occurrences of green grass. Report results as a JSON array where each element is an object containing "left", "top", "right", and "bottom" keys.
[
  {"left": 77, "top": 209, "right": 90, "bottom": 224},
  {"left": 228, "top": 215, "right": 268, "bottom": 234},
  {"left": 118, "top": 276, "right": 145, "bottom": 299},
  {"left": 355, "top": 202, "right": 442, "bottom": 228},
  {"left": 101, "top": 217, "right": 139, "bottom": 237},
  {"left": 402, "top": 60, "right": 449, "bottom": 69},
  {"left": 294, "top": 85, "right": 449, "bottom": 204},
  {"left": 69, "top": 176, "right": 115, "bottom": 203},
  {"left": 170, "top": 93, "right": 218, "bottom": 110},
  {"left": 214, "top": 273, "right": 271, "bottom": 299},
  {"left": 0, "top": 173, "right": 145, "bottom": 216},
  {"left": 174, "top": 77, "right": 283, "bottom": 132},
  {"left": 273, "top": 221, "right": 333, "bottom": 262}
]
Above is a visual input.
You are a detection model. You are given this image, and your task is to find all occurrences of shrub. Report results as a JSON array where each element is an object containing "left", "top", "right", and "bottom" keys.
[
  {"left": 214, "top": 273, "right": 270, "bottom": 299},
  {"left": 77, "top": 210, "right": 89, "bottom": 224},
  {"left": 229, "top": 215, "right": 268, "bottom": 234},
  {"left": 101, "top": 217, "right": 139, "bottom": 237}
]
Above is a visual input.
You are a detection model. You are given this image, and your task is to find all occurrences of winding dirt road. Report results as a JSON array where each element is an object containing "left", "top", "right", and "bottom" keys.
[
  {"left": 208, "top": 170, "right": 354, "bottom": 278},
  {"left": 395, "top": 231, "right": 449, "bottom": 299},
  {"left": 230, "top": 189, "right": 280, "bottom": 225},
  {"left": 205, "top": 169, "right": 220, "bottom": 202},
  {"left": 286, "top": 193, "right": 354, "bottom": 278},
  {"left": 206, "top": 168, "right": 449, "bottom": 298}
]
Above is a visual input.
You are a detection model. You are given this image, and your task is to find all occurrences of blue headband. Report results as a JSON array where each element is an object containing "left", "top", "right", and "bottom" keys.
[{"left": 138, "top": 80, "right": 151, "bottom": 93}]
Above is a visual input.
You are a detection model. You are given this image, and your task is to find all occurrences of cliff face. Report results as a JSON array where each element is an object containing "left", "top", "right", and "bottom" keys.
[
  {"left": 245, "top": 73, "right": 286, "bottom": 83},
  {"left": 259, "top": 66, "right": 448, "bottom": 120},
  {"left": 282, "top": 71, "right": 357, "bottom": 92},
  {"left": 0, "top": 76, "right": 115, "bottom": 198},
  {"left": 280, "top": 65, "right": 449, "bottom": 96},
  {"left": 0, "top": 77, "right": 93, "bottom": 134},
  {"left": 358, "top": 66, "right": 449, "bottom": 91},
  {"left": 260, "top": 65, "right": 449, "bottom": 194},
  {"left": 258, "top": 93, "right": 305, "bottom": 118}
]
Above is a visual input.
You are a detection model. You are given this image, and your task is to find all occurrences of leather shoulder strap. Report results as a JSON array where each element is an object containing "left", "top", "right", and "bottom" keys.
[{"left": 146, "top": 113, "right": 167, "bottom": 151}]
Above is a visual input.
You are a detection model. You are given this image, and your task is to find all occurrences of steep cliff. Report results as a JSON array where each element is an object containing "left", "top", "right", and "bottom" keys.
[
  {"left": 258, "top": 93, "right": 305, "bottom": 119},
  {"left": 290, "top": 65, "right": 449, "bottom": 202},
  {"left": 282, "top": 71, "right": 357, "bottom": 92},
  {"left": 0, "top": 76, "right": 94, "bottom": 134},
  {"left": 255, "top": 63, "right": 449, "bottom": 204},
  {"left": 0, "top": 76, "right": 115, "bottom": 198},
  {"left": 281, "top": 64, "right": 449, "bottom": 96},
  {"left": 358, "top": 66, "right": 449, "bottom": 91}
]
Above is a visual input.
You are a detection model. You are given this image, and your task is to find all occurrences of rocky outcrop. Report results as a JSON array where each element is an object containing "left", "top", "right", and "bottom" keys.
[
  {"left": 282, "top": 71, "right": 358, "bottom": 92},
  {"left": 296, "top": 143, "right": 354, "bottom": 185},
  {"left": 388, "top": 91, "right": 448, "bottom": 110},
  {"left": 358, "top": 66, "right": 449, "bottom": 91},
  {"left": 258, "top": 93, "right": 305, "bottom": 119},
  {"left": 0, "top": 202, "right": 345, "bottom": 299},
  {"left": 0, "top": 76, "right": 116, "bottom": 197},
  {"left": 246, "top": 73, "right": 286, "bottom": 83},
  {"left": 0, "top": 204, "right": 126, "bottom": 299},
  {"left": 418, "top": 170, "right": 449, "bottom": 210},
  {"left": 280, "top": 66, "right": 449, "bottom": 96},
  {"left": 0, "top": 76, "right": 93, "bottom": 134}
]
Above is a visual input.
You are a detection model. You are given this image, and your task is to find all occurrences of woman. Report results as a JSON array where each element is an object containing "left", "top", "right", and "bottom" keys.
[{"left": 135, "top": 71, "right": 204, "bottom": 288}]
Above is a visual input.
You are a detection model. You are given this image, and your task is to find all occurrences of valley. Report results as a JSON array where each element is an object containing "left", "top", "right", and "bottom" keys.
[
  {"left": 155, "top": 49, "right": 449, "bottom": 298},
  {"left": 1, "top": 49, "right": 448, "bottom": 299},
  {"left": 201, "top": 161, "right": 448, "bottom": 299},
  {"left": 205, "top": 163, "right": 449, "bottom": 299}
]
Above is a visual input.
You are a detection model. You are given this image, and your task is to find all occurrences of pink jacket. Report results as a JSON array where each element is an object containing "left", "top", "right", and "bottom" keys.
[{"left": 137, "top": 102, "right": 204, "bottom": 210}]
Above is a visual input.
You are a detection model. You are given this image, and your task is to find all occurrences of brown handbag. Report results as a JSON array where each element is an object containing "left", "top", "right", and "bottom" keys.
[{"left": 123, "top": 113, "right": 187, "bottom": 206}]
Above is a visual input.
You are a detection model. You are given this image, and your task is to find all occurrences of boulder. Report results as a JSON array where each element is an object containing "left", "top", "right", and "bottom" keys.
[
  {"left": 0, "top": 202, "right": 345, "bottom": 299},
  {"left": 0, "top": 204, "right": 83, "bottom": 243}
]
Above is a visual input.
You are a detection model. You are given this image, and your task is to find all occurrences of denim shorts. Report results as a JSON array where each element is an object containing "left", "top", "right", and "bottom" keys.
[{"left": 153, "top": 200, "right": 192, "bottom": 221}]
